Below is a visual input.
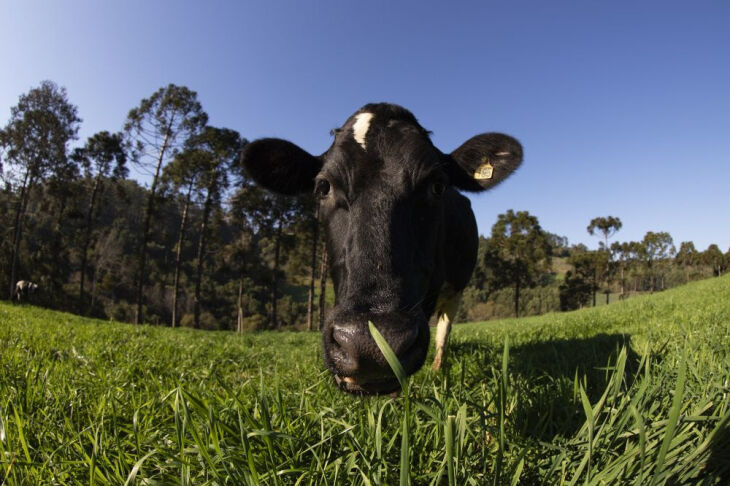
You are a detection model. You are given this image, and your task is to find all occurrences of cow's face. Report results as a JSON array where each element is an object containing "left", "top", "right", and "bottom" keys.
[{"left": 241, "top": 103, "right": 521, "bottom": 394}]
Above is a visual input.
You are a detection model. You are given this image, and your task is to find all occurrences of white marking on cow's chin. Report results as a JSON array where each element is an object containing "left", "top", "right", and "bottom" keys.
[{"left": 352, "top": 112, "right": 374, "bottom": 149}]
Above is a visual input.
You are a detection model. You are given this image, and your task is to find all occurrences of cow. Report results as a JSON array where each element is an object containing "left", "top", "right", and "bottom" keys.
[
  {"left": 241, "top": 103, "right": 522, "bottom": 394},
  {"left": 14, "top": 280, "right": 38, "bottom": 303}
]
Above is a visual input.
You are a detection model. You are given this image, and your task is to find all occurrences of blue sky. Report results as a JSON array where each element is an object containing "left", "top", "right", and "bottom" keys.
[{"left": 2, "top": 1, "right": 729, "bottom": 251}]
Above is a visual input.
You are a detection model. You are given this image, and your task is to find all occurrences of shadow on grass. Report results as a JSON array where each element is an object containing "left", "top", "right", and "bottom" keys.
[
  {"left": 703, "top": 422, "right": 730, "bottom": 483},
  {"left": 449, "top": 333, "right": 640, "bottom": 441}
]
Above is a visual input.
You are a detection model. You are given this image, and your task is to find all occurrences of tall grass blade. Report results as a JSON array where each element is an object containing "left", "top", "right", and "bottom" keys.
[
  {"left": 445, "top": 414, "right": 456, "bottom": 486},
  {"left": 493, "top": 336, "right": 509, "bottom": 486},
  {"left": 124, "top": 450, "right": 156, "bottom": 486},
  {"left": 368, "top": 321, "right": 407, "bottom": 391},
  {"left": 368, "top": 321, "right": 410, "bottom": 485},
  {"left": 650, "top": 355, "right": 686, "bottom": 486}
]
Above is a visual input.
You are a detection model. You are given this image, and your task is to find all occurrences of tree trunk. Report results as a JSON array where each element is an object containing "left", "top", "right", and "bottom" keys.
[
  {"left": 592, "top": 268, "right": 597, "bottom": 307},
  {"left": 318, "top": 247, "right": 329, "bottom": 331},
  {"left": 134, "top": 129, "right": 171, "bottom": 325},
  {"left": 514, "top": 280, "right": 520, "bottom": 318},
  {"left": 237, "top": 271, "right": 245, "bottom": 334},
  {"left": 9, "top": 169, "right": 32, "bottom": 299},
  {"left": 193, "top": 191, "right": 213, "bottom": 329},
  {"left": 619, "top": 266, "right": 625, "bottom": 299},
  {"left": 90, "top": 262, "right": 99, "bottom": 311},
  {"left": 270, "top": 216, "right": 283, "bottom": 329},
  {"left": 649, "top": 262, "right": 655, "bottom": 293},
  {"left": 79, "top": 173, "right": 103, "bottom": 314},
  {"left": 306, "top": 206, "right": 320, "bottom": 331},
  {"left": 171, "top": 180, "right": 194, "bottom": 327}
]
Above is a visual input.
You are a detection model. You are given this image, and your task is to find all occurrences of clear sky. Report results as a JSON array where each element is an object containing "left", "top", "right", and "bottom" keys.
[{"left": 2, "top": 1, "right": 729, "bottom": 251}]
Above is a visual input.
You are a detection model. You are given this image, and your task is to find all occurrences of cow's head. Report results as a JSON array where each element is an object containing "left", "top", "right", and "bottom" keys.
[{"left": 242, "top": 103, "right": 521, "bottom": 394}]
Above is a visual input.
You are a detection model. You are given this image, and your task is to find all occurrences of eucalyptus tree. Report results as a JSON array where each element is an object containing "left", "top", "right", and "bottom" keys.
[
  {"left": 124, "top": 84, "right": 207, "bottom": 324},
  {"left": 485, "top": 210, "right": 552, "bottom": 317},
  {"left": 71, "top": 131, "right": 127, "bottom": 313},
  {"left": 0, "top": 81, "right": 81, "bottom": 299}
]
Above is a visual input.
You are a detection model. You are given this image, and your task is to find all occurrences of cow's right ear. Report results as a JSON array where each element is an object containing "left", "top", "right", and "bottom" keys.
[{"left": 240, "top": 138, "right": 322, "bottom": 195}]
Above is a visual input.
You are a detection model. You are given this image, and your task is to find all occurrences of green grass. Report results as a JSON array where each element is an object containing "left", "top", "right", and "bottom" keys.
[{"left": 1, "top": 276, "right": 729, "bottom": 484}]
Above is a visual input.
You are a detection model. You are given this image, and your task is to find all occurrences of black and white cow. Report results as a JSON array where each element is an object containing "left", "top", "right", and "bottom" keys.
[
  {"left": 14, "top": 280, "right": 38, "bottom": 303},
  {"left": 242, "top": 103, "right": 522, "bottom": 394}
]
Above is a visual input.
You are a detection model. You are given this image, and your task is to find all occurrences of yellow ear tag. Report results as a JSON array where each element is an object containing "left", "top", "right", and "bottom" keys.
[{"left": 473, "top": 158, "right": 494, "bottom": 180}]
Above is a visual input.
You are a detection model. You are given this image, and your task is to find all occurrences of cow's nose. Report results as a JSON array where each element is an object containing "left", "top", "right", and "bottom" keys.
[{"left": 330, "top": 321, "right": 419, "bottom": 377}]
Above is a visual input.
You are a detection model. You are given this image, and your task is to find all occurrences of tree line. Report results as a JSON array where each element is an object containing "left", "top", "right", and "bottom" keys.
[
  {"left": 2, "top": 81, "right": 728, "bottom": 330},
  {"left": 1, "top": 81, "right": 323, "bottom": 331},
  {"left": 459, "top": 214, "right": 729, "bottom": 322}
]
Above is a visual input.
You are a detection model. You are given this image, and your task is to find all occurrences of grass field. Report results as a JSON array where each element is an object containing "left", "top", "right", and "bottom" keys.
[{"left": 1, "top": 276, "right": 729, "bottom": 484}]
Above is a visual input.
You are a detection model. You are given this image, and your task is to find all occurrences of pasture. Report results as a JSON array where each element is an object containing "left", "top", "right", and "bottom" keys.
[{"left": 1, "top": 276, "right": 729, "bottom": 484}]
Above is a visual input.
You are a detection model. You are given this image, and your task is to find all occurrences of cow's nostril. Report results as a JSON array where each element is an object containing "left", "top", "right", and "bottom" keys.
[
  {"left": 331, "top": 324, "right": 361, "bottom": 374},
  {"left": 332, "top": 324, "right": 355, "bottom": 348}
]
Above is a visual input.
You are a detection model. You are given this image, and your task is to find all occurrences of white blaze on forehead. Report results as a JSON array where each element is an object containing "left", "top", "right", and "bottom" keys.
[{"left": 352, "top": 112, "right": 374, "bottom": 149}]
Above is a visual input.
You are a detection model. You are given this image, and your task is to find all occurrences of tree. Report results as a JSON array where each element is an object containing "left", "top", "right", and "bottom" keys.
[
  {"left": 559, "top": 270, "right": 592, "bottom": 310},
  {"left": 71, "top": 131, "right": 127, "bottom": 313},
  {"left": 318, "top": 245, "right": 329, "bottom": 331},
  {"left": 163, "top": 148, "right": 202, "bottom": 327},
  {"left": 587, "top": 216, "right": 622, "bottom": 302},
  {"left": 587, "top": 216, "right": 623, "bottom": 250},
  {"left": 702, "top": 244, "right": 727, "bottom": 277},
  {"left": 675, "top": 241, "right": 699, "bottom": 282},
  {"left": 0, "top": 81, "right": 81, "bottom": 299},
  {"left": 610, "top": 241, "right": 637, "bottom": 298},
  {"left": 267, "top": 195, "right": 305, "bottom": 328},
  {"left": 186, "top": 127, "right": 243, "bottom": 328},
  {"left": 485, "top": 210, "right": 552, "bottom": 317},
  {"left": 228, "top": 179, "right": 278, "bottom": 331},
  {"left": 124, "top": 84, "right": 208, "bottom": 324},
  {"left": 546, "top": 232, "right": 570, "bottom": 257},
  {"left": 641, "top": 231, "right": 675, "bottom": 292},
  {"left": 567, "top": 248, "right": 608, "bottom": 306},
  {"left": 306, "top": 204, "right": 321, "bottom": 331}
]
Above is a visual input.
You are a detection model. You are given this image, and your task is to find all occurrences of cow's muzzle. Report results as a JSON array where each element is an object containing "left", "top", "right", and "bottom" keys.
[{"left": 323, "top": 310, "right": 429, "bottom": 395}]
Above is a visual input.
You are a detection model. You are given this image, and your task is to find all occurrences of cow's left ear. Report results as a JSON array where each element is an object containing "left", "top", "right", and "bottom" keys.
[
  {"left": 445, "top": 133, "right": 523, "bottom": 192},
  {"left": 240, "top": 138, "right": 322, "bottom": 195}
]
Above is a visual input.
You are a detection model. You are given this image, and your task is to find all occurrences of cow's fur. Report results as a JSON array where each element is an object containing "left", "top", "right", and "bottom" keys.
[
  {"left": 241, "top": 103, "right": 522, "bottom": 394},
  {"left": 15, "top": 280, "right": 38, "bottom": 303}
]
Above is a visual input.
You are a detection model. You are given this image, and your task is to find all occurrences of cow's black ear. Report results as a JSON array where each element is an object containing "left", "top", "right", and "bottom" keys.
[
  {"left": 446, "top": 133, "right": 523, "bottom": 192},
  {"left": 240, "top": 138, "right": 322, "bottom": 195}
]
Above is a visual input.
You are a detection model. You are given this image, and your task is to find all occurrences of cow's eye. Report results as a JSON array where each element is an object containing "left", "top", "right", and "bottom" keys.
[
  {"left": 314, "top": 179, "right": 331, "bottom": 199},
  {"left": 431, "top": 181, "right": 446, "bottom": 197}
]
